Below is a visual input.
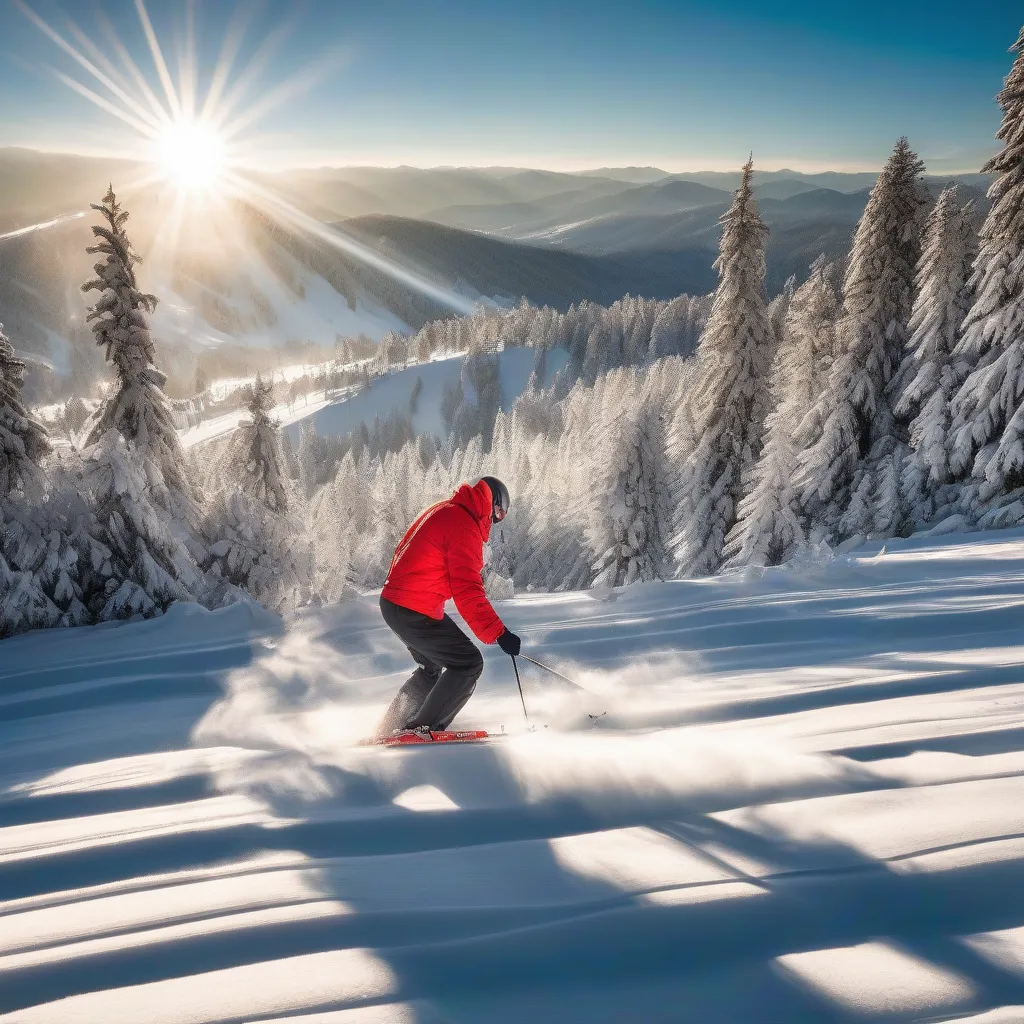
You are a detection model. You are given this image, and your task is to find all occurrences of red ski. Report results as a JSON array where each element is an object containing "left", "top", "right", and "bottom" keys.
[{"left": 369, "top": 729, "right": 490, "bottom": 747}]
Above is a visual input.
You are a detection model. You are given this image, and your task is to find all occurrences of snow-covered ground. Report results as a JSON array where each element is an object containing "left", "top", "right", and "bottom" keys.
[
  {"left": 205, "top": 363, "right": 365, "bottom": 403},
  {"left": 150, "top": 246, "right": 409, "bottom": 351},
  {"left": 5, "top": 527, "right": 1024, "bottom": 1021},
  {"left": 178, "top": 389, "right": 340, "bottom": 450},
  {"left": 282, "top": 347, "right": 568, "bottom": 445},
  {"left": 181, "top": 348, "right": 567, "bottom": 450}
]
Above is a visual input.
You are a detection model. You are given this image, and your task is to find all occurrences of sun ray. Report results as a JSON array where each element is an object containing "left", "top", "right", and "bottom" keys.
[
  {"left": 14, "top": 0, "right": 165, "bottom": 134},
  {"left": 99, "top": 12, "right": 171, "bottom": 125},
  {"left": 66, "top": 21, "right": 156, "bottom": 118},
  {"left": 200, "top": 2, "right": 256, "bottom": 122},
  {"left": 119, "top": 167, "right": 187, "bottom": 199},
  {"left": 148, "top": 189, "right": 191, "bottom": 283},
  {"left": 177, "top": 0, "right": 198, "bottom": 120},
  {"left": 220, "top": 45, "right": 349, "bottom": 141},
  {"left": 230, "top": 172, "right": 477, "bottom": 315},
  {"left": 52, "top": 69, "right": 160, "bottom": 140},
  {"left": 133, "top": 0, "right": 182, "bottom": 120},
  {"left": 19, "top": 0, "right": 480, "bottom": 317},
  {"left": 209, "top": 19, "right": 294, "bottom": 133}
]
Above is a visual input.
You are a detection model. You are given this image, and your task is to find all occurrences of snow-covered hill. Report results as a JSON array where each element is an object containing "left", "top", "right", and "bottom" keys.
[
  {"left": 176, "top": 347, "right": 567, "bottom": 452},
  {"left": 282, "top": 346, "right": 568, "bottom": 445},
  {"left": 6, "top": 527, "right": 1024, "bottom": 1021},
  {"left": 0, "top": 198, "right": 416, "bottom": 408}
]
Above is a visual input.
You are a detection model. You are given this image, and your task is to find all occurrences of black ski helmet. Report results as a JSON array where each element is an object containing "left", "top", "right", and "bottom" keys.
[{"left": 480, "top": 476, "right": 510, "bottom": 524}]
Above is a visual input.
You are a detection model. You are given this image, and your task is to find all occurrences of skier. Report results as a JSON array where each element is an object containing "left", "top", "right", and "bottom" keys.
[{"left": 376, "top": 476, "right": 522, "bottom": 739}]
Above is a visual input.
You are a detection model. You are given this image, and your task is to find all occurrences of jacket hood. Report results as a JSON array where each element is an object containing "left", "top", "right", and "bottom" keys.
[{"left": 451, "top": 481, "right": 493, "bottom": 542}]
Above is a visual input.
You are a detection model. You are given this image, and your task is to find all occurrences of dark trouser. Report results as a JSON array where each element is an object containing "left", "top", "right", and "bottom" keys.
[{"left": 377, "top": 596, "right": 485, "bottom": 735}]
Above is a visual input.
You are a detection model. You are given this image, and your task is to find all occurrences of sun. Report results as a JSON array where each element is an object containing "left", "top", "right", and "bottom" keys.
[
  {"left": 154, "top": 118, "right": 227, "bottom": 193},
  {"left": 21, "top": 0, "right": 473, "bottom": 314}
]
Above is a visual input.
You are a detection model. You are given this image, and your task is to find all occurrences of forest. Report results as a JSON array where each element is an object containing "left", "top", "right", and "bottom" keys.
[{"left": 1, "top": 28, "right": 1022, "bottom": 637}]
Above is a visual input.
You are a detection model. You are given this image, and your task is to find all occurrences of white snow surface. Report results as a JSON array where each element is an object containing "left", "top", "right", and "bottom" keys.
[
  {"left": 282, "top": 347, "right": 568, "bottom": 445},
  {"left": 181, "top": 348, "right": 567, "bottom": 450},
  {"left": 5, "top": 527, "right": 1024, "bottom": 1020},
  {"left": 150, "top": 246, "right": 409, "bottom": 352}
]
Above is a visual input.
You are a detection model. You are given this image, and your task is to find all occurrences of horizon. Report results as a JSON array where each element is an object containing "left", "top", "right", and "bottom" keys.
[
  {"left": 0, "top": 142, "right": 991, "bottom": 179},
  {"left": 0, "top": 2, "right": 1018, "bottom": 177}
]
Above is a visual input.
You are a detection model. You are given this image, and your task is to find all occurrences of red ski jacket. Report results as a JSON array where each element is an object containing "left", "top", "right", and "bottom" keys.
[{"left": 381, "top": 480, "right": 506, "bottom": 644}]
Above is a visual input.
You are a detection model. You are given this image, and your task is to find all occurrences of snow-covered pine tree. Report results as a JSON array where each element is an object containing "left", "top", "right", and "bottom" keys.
[
  {"left": 218, "top": 374, "right": 289, "bottom": 512},
  {"left": 297, "top": 420, "right": 322, "bottom": 498},
  {"left": 582, "top": 314, "right": 624, "bottom": 386},
  {"left": 518, "top": 429, "right": 592, "bottom": 592},
  {"left": 589, "top": 386, "right": 672, "bottom": 587},
  {"left": 949, "top": 29, "right": 1024, "bottom": 513},
  {"left": 893, "top": 188, "right": 977, "bottom": 522},
  {"left": 766, "top": 275, "right": 796, "bottom": 352},
  {"left": 0, "top": 324, "right": 50, "bottom": 498},
  {"left": 725, "top": 257, "right": 840, "bottom": 566},
  {"left": 207, "top": 376, "right": 312, "bottom": 611},
  {"left": 672, "top": 158, "right": 774, "bottom": 576},
  {"left": 80, "top": 187, "right": 195, "bottom": 502},
  {"left": 794, "top": 138, "right": 927, "bottom": 541},
  {"left": 83, "top": 430, "right": 205, "bottom": 620},
  {"left": 0, "top": 322, "right": 62, "bottom": 635},
  {"left": 650, "top": 295, "right": 692, "bottom": 360},
  {"left": 309, "top": 452, "right": 362, "bottom": 604}
]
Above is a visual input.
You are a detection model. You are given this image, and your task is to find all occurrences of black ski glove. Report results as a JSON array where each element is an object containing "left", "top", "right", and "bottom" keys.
[{"left": 497, "top": 629, "right": 521, "bottom": 657}]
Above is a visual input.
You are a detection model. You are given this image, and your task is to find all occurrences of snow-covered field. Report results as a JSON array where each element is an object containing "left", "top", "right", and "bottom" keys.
[
  {"left": 180, "top": 348, "right": 568, "bottom": 451},
  {"left": 150, "top": 251, "right": 410, "bottom": 351},
  {"left": 178, "top": 389, "right": 340, "bottom": 450},
  {"left": 282, "top": 347, "right": 567, "bottom": 446},
  {"left": 5, "top": 527, "right": 1024, "bottom": 1021}
]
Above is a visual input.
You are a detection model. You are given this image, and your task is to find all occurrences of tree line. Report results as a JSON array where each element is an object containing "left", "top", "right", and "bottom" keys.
[{"left": 1, "top": 26, "right": 1022, "bottom": 637}]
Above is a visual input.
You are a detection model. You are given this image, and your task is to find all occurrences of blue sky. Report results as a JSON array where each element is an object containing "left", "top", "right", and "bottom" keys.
[{"left": 0, "top": 0, "right": 1018, "bottom": 172}]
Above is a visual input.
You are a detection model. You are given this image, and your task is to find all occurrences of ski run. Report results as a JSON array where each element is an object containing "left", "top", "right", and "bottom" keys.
[{"left": 4, "top": 526, "right": 1024, "bottom": 1022}]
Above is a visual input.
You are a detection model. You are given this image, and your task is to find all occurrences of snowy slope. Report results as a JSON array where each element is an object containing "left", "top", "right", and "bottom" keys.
[
  {"left": 282, "top": 347, "right": 569, "bottom": 445},
  {"left": 179, "top": 347, "right": 568, "bottom": 451},
  {"left": 151, "top": 269, "right": 408, "bottom": 352},
  {"left": 5, "top": 528, "right": 1024, "bottom": 1021}
]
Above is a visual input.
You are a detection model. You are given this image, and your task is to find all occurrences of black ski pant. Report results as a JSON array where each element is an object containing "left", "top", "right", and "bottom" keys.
[{"left": 378, "top": 596, "right": 484, "bottom": 734}]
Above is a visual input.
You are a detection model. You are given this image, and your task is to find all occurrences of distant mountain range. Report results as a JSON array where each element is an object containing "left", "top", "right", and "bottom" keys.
[
  {"left": 338, "top": 215, "right": 717, "bottom": 309},
  {"left": 0, "top": 148, "right": 996, "bottom": 393}
]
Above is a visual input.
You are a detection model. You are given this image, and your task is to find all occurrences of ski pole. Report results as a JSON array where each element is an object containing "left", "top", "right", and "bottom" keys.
[
  {"left": 518, "top": 654, "right": 590, "bottom": 693},
  {"left": 511, "top": 655, "right": 529, "bottom": 724}
]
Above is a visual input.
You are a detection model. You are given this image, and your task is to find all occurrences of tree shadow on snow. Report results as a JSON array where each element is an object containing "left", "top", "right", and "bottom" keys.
[{"left": 9, "top": 592, "right": 1024, "bottom": 1022}]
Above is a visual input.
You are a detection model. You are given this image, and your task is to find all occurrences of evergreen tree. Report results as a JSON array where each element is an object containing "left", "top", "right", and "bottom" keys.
[
  {"left": 950, "top": 29, "right": 1024, "bottom": 508},
  {"left": 82, "top": 430, "right": 205, "bottom": 620},
  {"left": 726, "top": 258, "right": 840, "bottom": 566},
  {"left": 894, "top": 188, "right": 977, "bottom": 521},
  {"left": 650, "top": 295, "right": 691, "bottom": 359},
  {"left": 0, "top": 324, "right": 50, "bottom": 497},
  {"left": 207, "top": 377, "right": 312, "bottom": 610},
  {"left": 0, "top": 323, "right": 62, "bottom": 635},
  {"left": 673, "top": 158, "right": 774, "bottom": 576},
  {"left": 309, "top": 453, "right": 361, "bottom": 604},
  {"left": 589, "top": 392, "right": 672, "bottom": 587},
  {"left": 795, "top": 138, "right": 927, "bottom": 540},
  {"left": 582, "top": 314, "right": 624, "bottom": 385},
  {"left": 280, "top": 429, "right": 300, "bottom": 480},
  {"left": 62, "top": 395, "right": 90, "bottom": 440},
  {"left": 80, "top": 187, "right": 194, "bottom": 501},
  {"left": 297, "top": 420, "right": 322, "bottom": 498},
  {"left": 220, "top": 375, "right": 290, "bottom": 512}
]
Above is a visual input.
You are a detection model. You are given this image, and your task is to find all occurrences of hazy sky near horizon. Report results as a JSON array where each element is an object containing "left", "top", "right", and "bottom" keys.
[{"left": 0, "top": 0, "right": 1018, "bottom": 173}]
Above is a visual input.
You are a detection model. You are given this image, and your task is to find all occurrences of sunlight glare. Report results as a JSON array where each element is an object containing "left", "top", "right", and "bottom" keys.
[
  {"left": 156, "top": 118, "right": 226, "bottom": 192},
  {"left": 20, "top": 0, "right": 478, "bottom": 314}
]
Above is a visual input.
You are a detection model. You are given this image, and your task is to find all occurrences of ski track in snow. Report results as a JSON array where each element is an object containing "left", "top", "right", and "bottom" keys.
[{"left": 5, "top": 531, "right": 1024, "bottom": 1020}]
